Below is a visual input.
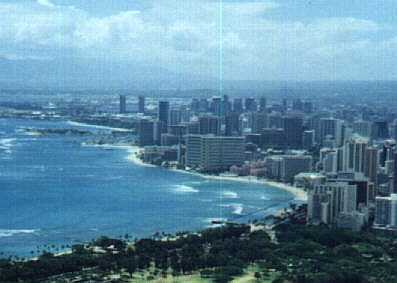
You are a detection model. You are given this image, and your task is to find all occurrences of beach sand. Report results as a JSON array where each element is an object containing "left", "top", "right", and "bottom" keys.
[{"left": 124, "top": 145, "right": 307, "bottom": 201}]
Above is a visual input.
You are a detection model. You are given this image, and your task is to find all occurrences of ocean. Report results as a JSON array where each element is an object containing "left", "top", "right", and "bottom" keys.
[{"left": 0, "top": 118, "right": 295, "bottom": 258}]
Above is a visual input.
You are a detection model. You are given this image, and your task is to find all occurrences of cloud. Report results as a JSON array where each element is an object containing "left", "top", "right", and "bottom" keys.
[
  {"left": 37, "top": 0, "right": 56, "bottom": 8},
  {"left": 0, "top": 0, "right": 395, "bottom": 81}
]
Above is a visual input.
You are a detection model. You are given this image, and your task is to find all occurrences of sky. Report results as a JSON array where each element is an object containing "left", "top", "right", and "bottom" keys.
[{"left": 1, "top": 0, "right": 397, "bottom": 86}]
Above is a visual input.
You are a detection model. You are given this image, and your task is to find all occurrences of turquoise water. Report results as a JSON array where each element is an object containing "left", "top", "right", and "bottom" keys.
[{"left": 0, "top": 118, "right": 295, "bottom": 257}]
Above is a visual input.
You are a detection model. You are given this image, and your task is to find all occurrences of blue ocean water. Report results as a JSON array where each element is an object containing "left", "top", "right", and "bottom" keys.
[{"left": 0, "top": 118, "right": 295, "bottom": 258}]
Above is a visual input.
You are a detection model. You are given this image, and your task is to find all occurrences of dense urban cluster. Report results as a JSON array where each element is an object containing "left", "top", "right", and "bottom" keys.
[{"left": 127, "top": 94, "right": 397, "bottom": 232}]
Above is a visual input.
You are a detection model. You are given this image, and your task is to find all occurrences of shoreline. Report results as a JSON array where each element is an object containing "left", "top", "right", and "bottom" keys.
[
  {"left": 68, "top": 120, "right": 306, "bottom": 201},
  {"left": 67, "top": 120, "right": 133, "bottom": 132},
  {"left": 124, "top": 145, "right": 307, "bottom": 201}
]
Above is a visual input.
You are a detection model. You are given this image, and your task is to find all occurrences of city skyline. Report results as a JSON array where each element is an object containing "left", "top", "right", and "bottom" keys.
[{"left": 1, "top": 0, "right": 397, "bottom": 89}]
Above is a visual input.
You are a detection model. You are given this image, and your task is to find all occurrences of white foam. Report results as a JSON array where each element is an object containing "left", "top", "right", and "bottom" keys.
[
  {"left": 261, "top": 196, "right": 270, "bottom": 201},
  {"left": 219, "top": 203, "right": 244, "bottom": 215},
  {"left": 0, "top": 229, "right": 38, "bottom": 238},
  {"left": 0, "top": 138, "right": 16, "bottom": 147},
  {"left": 231, "top": 204, "right": 244, "bottom": 215},
  {"left": 221, "top": 191, "right": 239, "bottom": 199},
  {"left": 0, "top": 138, "right": 16, "bottom": 153},
  {"left": 172, "top": 185, "right": 199, "bottom": 194}
]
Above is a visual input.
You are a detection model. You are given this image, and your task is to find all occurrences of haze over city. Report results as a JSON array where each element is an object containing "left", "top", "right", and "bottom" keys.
[
  {"left": 3, "top": 1, "right": 397, "bottom": 283},
  {"left": 1, "top": 0, "right": 397, "bottom": 89}
]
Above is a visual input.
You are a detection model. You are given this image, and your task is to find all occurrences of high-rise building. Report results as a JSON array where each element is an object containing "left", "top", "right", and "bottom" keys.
[
  {"left": 307, "top": 182, "right": 358, "bottom": 225},
  {"left": 268, "top": 113, "right": 283, "bottom": 129},
  {"left": 283, "top": 116, "right": 303, "bottom": 148},
  {"left": 319, "top": 118, "right": 343, "bottom": 147},
  {"left": 190, "top": 98, "right": 199, "bottom": 112},
  {"left": 280, "top": 155, "right": 313, "bottom": 183},
  {"left": 185, "top": 135, "right": 245, "bottom": 172},
  {"left": 138, "top": 96, "right": 145, "bottom": 113},
  {"left": 393, "top": 152, "right": 397, "bottom": 194},
  {"left": 391, "top": 120, "right": 397, "bottom": 141},
  {"left": 259, "top": 97, "right": 267, "bottom": 112},
  {"left": 282, "top": 98, "right": 288, "bottom": 112},
  {"left": 199, "top": 115, "right": 221, "bottom": 135},
  {"left": 364, "top": 147, "right": 378, "bottom": 188},
  {"left": 372, "top": 120, "right": 389, "bottom": 140},
  {"left": 185, "top": 121, "right": 200, "bottom": 135},
  {"left": 292, "top": 99, "right": 303, "bottom": 111},
  {"left": 342, "top": 137, "right": 369, "bottom": 173},
  {"left": 225, "top": 112, "right": 241, "bottom": 136},
  {"left": 352, "top": 120, "right": 372, "bottom": 138},
  {"left": 185, "top": 135, "right": 202, "bottom": 168},
  {"left": 223, "top": 95, "right": 232, "bottom": 116},
  {"left": 119, "top": 95, "right": 127, "bottom": 114},
  {"left": 245, "top": 97, "right": 257, "bottom": 112},
  {"left": 138, "top": 119, "right": 154, "bottom": 146},
  {"left": 199, "top": 98, "right": 209, "bottom": 112},
  {"left": 233, "top": 98, "right": 243, "bottom": 113},
  {"left": 302, "top": 130, "right": 315, "bottom": 150},
  {"left": 158, "top": 101, "right": 170, "bottom": 132},
  {"left": 328, "top": 172, "right": 372, "bottom": 207},
  {"left": 375, "top": 194, "right": 397, "bottom": 227},
  {"left": 169, "top": 109, "right": 182, "bottom": 126},
  {"left": 250, "top": 112, "right": 268, "bottom": 134},
  {"left": 261, "top": 128, "right": 286, "bottom": 149},
  {"left": 210, "top": 97, "right": 222, "bottom": 116},
  {"left": 303, "top": 101, "right": 313, "bottom": 113}
]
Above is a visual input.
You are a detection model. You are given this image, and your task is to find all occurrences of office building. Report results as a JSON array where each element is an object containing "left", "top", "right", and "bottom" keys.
[
  {"left": 199, "top": 98, "right": 209, "bottom": 112},
  {"left": 342, "top": 137, "right": 369, "bottom": 173},
  {"left": 375, "top": 194, "right": 397, "bottom": 228},
  {"left": 283, "top": 116, "right": 303, "bottom": 148},
  {"left": 138, "top": 119, "right": 155, "bottom": 146},
  {"left": 268, "top": 113, "right": 283, "bottom": 129},
  {"left": 119, "top": 95, "right": 127, "bottom": 114},
  {"left": 394, "top": 152, "right": 397, "bottom": 194},
  {"left": 245, "top": 97, "right": 257, "bottom": 112},
  {"left": 319, "top": 118, "right": 343, "bottom": 146},
  {"left": 280, "top": 155, "right": 312, "bottom": 183},
  {"left": 364, "top": 147, "right": 378, "bottom": 188},
  {"left": 307, "top": 182, "right": 358, "bottom": 226},
  {"left": 225, "top": 112, "right": 241, "bottom": 136},
  {"left": 169, "top": 109, "right": 182, "bottom": 126},
  {"left": 185, "top": 135, "right": 245, "bottom": 172},
  {"left": 352, "top": 120, "right": 372, "bottom": 138},
  {"left": 303, "top": 101, "right": 313, "bottom": 113},
  {"left": 250, "top": 112, "right": 268, "bottom": 134},
  {"left": 138, "top": 96, "right": 145, "bottom": 113},
  {"left": 158, "top": 101, "right": 170, "bottom": 130},
  {"left": 372, "top": 120, "right": 389, "bottom": 140},
  {"left": 233, "top": 98, "right": 243, "bottom": 113},
  {"left": 261, "top": 128, "right": 286, "bottom": 149},
  {"left": 303, "top": 130, "right": 315, "bottom": 150},
  {"left": 210, "top": 97, "right": 222, "bottom": 116},
  {"left": 199, "top": 115, "right": 221, "bottom": 135},
  {"left": 292, "top": 99, "right": 303, "bottom": 111},
  {"left": 259, "top": 97, "right": 267, "bottom": 112}
]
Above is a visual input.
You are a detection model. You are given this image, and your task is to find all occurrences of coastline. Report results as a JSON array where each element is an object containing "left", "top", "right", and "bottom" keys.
[
  {"left": 67, "top": 120, "right": 306, "bottom": 201},
  {"left": 124, "top": 145, "right": 307, "bottom": 201},
  {"left": 67, "top": 121, "right": 134, "bottom": 132}
]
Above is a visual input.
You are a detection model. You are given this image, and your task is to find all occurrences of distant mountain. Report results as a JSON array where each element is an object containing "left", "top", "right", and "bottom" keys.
[{"left": 0, "top": 57, "right": 215, "bottom": 90}]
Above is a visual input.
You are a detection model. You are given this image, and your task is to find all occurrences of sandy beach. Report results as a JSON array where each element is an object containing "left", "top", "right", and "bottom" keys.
[{"left": 124, "top": 145, "right": 307, "bottom": 201}]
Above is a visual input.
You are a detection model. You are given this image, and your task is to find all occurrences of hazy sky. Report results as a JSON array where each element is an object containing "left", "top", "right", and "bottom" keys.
[{"left": 1, "top": 0, "right": 397, "bottom": 82}]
